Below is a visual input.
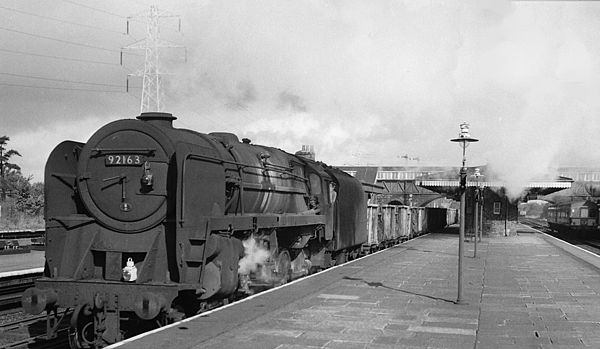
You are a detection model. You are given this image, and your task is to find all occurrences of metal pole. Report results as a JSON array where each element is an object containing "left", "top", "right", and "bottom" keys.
[
  {"left": 479, "top": 194, "right": 483, "bottom": 242},
  {"left": 457, "top": 162, "right": 467, "bottom": 304},
  {"left": 474, "top": 195, "right": 478, "bottom": 258},
  {"left": 458, "top": 185, "right": 465, "bottom": 303},
  {"left": 450, "top": 122, "right": 477, "bottom": 305},
  {"left": 504, "top": 196, "right": 508, "bottom": 236}
]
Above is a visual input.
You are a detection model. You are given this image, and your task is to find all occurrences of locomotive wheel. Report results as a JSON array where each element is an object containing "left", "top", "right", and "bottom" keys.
[
  {"left": 68, "top": 305, "right": 95, "bottom": 349},
  {"left": 334, "top": 251, "right": 347, "bottom": 265},
  {"left": 275, "top": 249, "right": 292, "bottom": 285}
]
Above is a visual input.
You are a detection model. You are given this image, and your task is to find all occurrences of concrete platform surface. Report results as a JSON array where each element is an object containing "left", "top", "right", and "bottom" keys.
[
  {"left": 0, "top": 249, "right": 44, "bottom": 275},
  {"left": 113, "top": 227, "right": 600, "bottom": 349}
]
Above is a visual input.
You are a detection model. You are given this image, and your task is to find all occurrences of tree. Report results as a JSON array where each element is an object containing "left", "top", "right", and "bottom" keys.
[
  {"left": 0, "top": 136, "right": 21, "bottom": 200},
  {"left": 14, "top": 177, "right": 44, "bottom": 216}
]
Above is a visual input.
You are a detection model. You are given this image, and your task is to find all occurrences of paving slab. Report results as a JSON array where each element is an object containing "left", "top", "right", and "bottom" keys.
[{"left": 113, "top": 226, "right": 600, "bottom": 349}]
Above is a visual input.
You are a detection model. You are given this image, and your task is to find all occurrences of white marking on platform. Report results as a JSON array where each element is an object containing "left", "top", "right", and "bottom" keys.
[
  {"left": 408, "top": 325, "right": 476, "bottom": 336},
  {"left": 318, "top": 294, "right": 360, "bottom": 300},
  {"left": 528, "top": 226, "right": 600, "bottom": 258},
  {"left": 0, "top": 267, "right": 44, "bottom": 278},
  {"left": 426, "top": 317, "right": 478, "bottom": 324}
]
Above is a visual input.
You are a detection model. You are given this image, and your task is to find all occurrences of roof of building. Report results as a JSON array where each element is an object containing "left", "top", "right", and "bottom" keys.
[{"left": 337, "top": 165, "right": 573, "bottom": 196}]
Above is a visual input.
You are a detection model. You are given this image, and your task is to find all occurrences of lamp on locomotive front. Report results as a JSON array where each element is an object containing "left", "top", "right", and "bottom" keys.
[{"left": 450, "top": 121, "right": 478, "bottom": 304}]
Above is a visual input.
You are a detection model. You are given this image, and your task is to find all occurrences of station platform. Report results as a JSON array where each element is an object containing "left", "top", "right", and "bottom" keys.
[
  {"left": 0, "top": 249, "right": 44, "bottom": 277},
  {"left": 112, "top": 225, "right": 600, "bottom": 349}
]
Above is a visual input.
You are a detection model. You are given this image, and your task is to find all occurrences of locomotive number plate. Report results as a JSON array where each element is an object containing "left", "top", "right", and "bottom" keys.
[{"left": 105, "top": 154, "right": 145, "bottom": 166}]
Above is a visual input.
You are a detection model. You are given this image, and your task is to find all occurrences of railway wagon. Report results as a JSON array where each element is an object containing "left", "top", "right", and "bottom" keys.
[
  {"left": 446, "top": 207, "right": 458, "bottom": 226},
  {"left": 411, "top": 207, "right": 426, "bottom": 236},
  {"left": 364, "top": 205, "right": 453, "bottom": 253},
  {"left": 365, "top": 205, "right": 410, "bottom": 252},
  {"left": 547, "top": 200, "right": 599, "bottom": 235}
]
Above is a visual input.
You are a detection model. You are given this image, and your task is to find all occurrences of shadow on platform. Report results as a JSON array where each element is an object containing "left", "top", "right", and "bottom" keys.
[{"left": 342, "top": 276, "right": 456, "bottom": 304}]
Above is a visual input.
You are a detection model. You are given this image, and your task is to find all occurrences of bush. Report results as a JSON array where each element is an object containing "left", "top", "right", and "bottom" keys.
[
  {"left": 0, "top": 198, "right": 44, "bottom": 230},
  {"left": 0, "top": 173, "right": 44, "bottom": 231}
]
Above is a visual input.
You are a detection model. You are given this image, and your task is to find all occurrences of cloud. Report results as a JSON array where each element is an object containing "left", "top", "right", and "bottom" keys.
[
  {"left": 4, "top": 0, "right": 600, "bottom": 198},
  {"left": 11, "top": 116, "right": 113, "bottom": 182},
  {"left": 451, "top": 2, "right": 600, "bottom": 196}
]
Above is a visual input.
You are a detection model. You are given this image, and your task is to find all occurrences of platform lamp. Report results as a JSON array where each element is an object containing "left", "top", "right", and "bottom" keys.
[{"left": 450, "top": 122, "right": 478, "bottom": 304}]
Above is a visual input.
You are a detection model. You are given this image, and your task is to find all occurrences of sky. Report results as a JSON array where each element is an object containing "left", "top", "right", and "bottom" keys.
[{"left": 2, "top": 0, "right": 600, "bottom": 197}]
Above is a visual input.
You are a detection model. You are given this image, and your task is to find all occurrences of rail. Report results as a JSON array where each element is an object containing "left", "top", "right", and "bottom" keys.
[
  {"left": 520, "top": 217, "right": 600, "bottom": 256},
  {"left": 0, "top": 230, "right": 44, "bottom": 240}
]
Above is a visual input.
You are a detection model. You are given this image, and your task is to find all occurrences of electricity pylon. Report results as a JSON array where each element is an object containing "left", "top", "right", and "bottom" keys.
[{"left": 122, "top": 6, "right": 184, "bottom": 113}]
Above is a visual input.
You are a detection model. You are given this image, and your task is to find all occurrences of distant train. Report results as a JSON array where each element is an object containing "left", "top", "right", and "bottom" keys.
[
  {"left": 22, "top": 112, "right": 456, "bottom": 348},
  {"left": 547, "top": 200, "right": 599, "bottom": 234}
]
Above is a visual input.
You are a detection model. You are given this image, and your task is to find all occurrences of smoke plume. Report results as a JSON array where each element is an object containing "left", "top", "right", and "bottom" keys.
[{"left": 238, "top": 236, "right": 271, "bottom": 275}]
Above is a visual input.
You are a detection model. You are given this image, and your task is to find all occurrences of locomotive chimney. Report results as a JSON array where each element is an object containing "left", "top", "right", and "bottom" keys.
[{"left": 136, "top": 112, "right": 177, "bottom": 128}]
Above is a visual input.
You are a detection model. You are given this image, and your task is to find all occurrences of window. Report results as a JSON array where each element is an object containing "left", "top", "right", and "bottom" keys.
[
  {"left": 493, "top": 202, "right": 501, "bottom": 215},
  {"left": 581, "top": 207, "right": 589, "bottom": 218}
]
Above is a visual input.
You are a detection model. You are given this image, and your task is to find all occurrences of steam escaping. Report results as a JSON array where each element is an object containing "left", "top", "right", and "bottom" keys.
[
  {"left": 238, "top": 236, "right": 271, "bottom": 275},
  {"left": 167, "top": 1, "right": 600, "bottom": 176}
]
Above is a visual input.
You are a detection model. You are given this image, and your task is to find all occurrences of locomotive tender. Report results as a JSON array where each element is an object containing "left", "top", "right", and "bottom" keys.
[{"left": 22, "top": 112, "right": 454, "bottom": 348}]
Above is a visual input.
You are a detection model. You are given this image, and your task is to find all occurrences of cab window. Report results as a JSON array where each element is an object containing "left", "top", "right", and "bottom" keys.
[{"left": 309, "top": 173, "right": 321, "bottom": 194}]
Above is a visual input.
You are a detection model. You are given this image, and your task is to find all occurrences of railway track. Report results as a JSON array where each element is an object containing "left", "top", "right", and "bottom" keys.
[
  {"left": 520, "top": 217, "right": 600, "bottom": 255},
  {"left": 0, "top": 272, "right": 43, "bottom": 310},
  {"left": 0, "top": 310, "right": 71, "bottom": 349}
]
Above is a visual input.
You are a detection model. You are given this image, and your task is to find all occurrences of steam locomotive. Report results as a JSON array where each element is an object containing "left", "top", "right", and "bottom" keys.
[{"left": 21, "top": 112, "right": 453, "bottom": 348}]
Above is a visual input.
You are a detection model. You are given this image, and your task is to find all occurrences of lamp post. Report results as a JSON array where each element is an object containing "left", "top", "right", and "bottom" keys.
[
  {"left": 472, "top": 168, "right": 484, "bottom": 258},
  {"left": 480, "top": 190, "right": 483, "bottom": 242},
  {"left": 450, "top": 122, "right": 478, "bottom": 304}
]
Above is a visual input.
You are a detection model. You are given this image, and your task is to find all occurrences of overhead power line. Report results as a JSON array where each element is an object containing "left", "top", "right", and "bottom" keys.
[
  {"left": 0, "top": 26, "right": 141, "bottom": 56},
  {"left": 0, "top": 82, "right": 127, "bottom": 93},
  {"left": 59, "top": 0, "right": 125, "bottom": 18},
  {"left": 0, "top": 5, "right": 124, "bottom": 34},
  {"left": 0, "top": 72, "right": 124, "bottom": 88},
  {"left": 0, "top": 48, "right": 119, "bottom": 66},
  {"left": 58, "top": 0, "right": 159, "bottom": 32}
]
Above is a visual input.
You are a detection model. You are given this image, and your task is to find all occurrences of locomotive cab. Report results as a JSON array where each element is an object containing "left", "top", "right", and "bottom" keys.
[{"left": 568, "top": 200, "right": 598, "bottom": 230}]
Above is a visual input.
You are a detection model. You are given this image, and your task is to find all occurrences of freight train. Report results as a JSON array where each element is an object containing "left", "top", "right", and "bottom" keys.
[{"left": 22, "top": 112, "right": 455, "bottom": 348}]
